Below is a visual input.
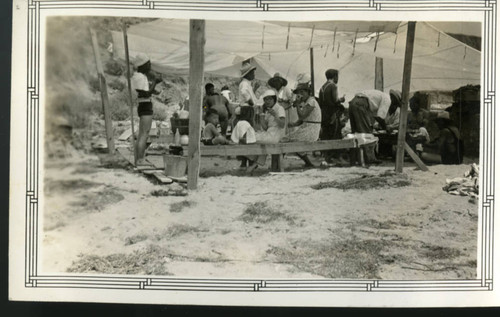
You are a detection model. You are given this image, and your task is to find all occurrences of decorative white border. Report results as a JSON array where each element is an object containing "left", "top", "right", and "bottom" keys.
[{"left": 12, "top": 0, "right": 497, "bottom": 306}]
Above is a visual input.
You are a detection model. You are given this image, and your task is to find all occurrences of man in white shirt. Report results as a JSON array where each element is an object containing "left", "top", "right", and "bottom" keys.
[
  {"left": 238, "top": 63, "right": 259, "bottom": 107},
  {"left": 131, "top": 53, "right": 162, "bottom": 166}
]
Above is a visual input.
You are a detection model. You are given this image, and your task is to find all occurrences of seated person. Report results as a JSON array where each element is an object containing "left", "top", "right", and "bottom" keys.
[
  {"left": 421, "top": 111, "right": 464, "bottom": 165},
  {"left": 256, "top": 89, "right": 286, "bottom": 144},
  {"left": 201, "top": 108, "right": 228, "bottom": 145},
  {"left": 406, "top": 95, "right": 430, "bottom": 154},
  {"left": 230, "top": 106, "right": 264, "bottom": 171},
  {"left": 204, "top": 83, "right": 231, "bottom": 135}
]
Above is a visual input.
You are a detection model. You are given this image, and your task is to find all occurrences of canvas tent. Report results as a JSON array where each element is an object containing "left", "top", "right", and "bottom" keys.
[{"left": 112, "top": 19, "right": 480, "bottom": 101}]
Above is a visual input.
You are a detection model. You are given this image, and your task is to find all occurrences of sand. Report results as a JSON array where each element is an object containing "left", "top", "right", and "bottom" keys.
[{"left": 41, "top": 153, "right": 478, "bottom": 280}]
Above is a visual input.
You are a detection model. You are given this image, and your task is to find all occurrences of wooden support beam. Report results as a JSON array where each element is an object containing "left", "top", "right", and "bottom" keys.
[
  {"left": 187, "top": 20, "right": 205, "bottom": 190},
  {"left": 122, "top": 25, "right": 137, "bottom": 165},
  {"left": 395, "top": 21, "right": 416, "bottom": 173},
  {"left": 90, "top": 28, "right": 115, "bottom": 154},
  {"left": 309, "top": 47, "right": 315, "bottom": 96},
  {"left": 404, "top": 142, "right": 429, "bottom": 171},
  {"left": 375, "top": 57, "right": 384, "bottom": 91}
]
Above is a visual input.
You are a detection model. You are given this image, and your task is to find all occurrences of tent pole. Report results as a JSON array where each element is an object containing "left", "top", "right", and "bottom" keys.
[
  {"left": 395, "top": 21, "right": 416, "bottom": 173},
  {"left": 90, "top": 28, "right": 115, "bottom": 155},
  {"left": 375, "top": 57, "right": 384, "bottom": 91},
  {"left": 187, "top": 20, "right": 205, "bottom": 190},
  {"left": 309, "top": 47, "right": 315, "bottom": 96},
  {"left": 122, "top": 25, "right": 137, "bottom": 165}
]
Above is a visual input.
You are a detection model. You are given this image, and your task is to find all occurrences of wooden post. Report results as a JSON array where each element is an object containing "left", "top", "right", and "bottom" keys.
[
  {"left": 375, "top": 57, "right": 384, "bottom": 91},
  {"left": 395, "top": 21, "right": 416, "bottom": 173},
  {"left": 122, "top": 25, "right": 137, "bottom": 164},
  {"left": 90, "top": 28, "right": 115, "bottom": 154},
  {"left": 309, "top": 47, "right": 315, "bottom": 96},
  {"left": 187, "top": 20, "right": 205, "bottom": 190}
]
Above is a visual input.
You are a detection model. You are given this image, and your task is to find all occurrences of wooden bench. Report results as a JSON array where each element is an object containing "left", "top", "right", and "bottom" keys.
[{"left": 182, "top": 138, "right": 364, "bottom": 172}]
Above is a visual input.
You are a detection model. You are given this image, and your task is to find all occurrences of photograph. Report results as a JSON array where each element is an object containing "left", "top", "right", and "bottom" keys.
[{"left": 8, "top": 0, "right": 498, "bottom": 308}]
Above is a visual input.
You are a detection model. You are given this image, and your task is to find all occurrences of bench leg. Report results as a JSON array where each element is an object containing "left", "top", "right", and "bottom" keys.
[
  {"left": 359, "top": 148, "right": 365, "bottom": 167},
  {"left": 271, "top": 154, "right": 284, "bottom": 172}
]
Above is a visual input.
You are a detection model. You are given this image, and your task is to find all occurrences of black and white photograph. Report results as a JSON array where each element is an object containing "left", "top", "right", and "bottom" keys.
[{"left": 8, "top": 0, "right": 499, "bottom": 308}]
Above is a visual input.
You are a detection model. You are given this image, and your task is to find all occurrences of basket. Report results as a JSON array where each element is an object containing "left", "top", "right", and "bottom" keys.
[{"left": 170, "top": 118, "right": 189, "bottom": 135}]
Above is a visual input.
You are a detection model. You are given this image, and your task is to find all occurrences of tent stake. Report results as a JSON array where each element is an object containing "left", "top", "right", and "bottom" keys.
[
  {"left": 187, "top": 20, "right": 205, "bottom": 190},
  {"left": 122, "top": 25, "right": 137, "bottom": 165},
  {"left": 90, "top": 28, "right": 115, "bottom": 155},
  {"left": 395, "top": 21, "right": 417, "bottom": 173}
]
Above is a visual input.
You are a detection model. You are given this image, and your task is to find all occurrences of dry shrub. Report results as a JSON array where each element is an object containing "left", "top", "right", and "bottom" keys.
[
  {"left": 67, "top": 245, "right": 172, "bottom": 275},
  {"left": 268, "top": 237, "right": 388, "bottom": 279},
  {"left": 44, "top": 179, "right": 101, "bottom": 195},
  {"left": 240, "top": 202, "right": 295, "bottom": 225},
  {"left": 69, "top": 187, "right": 124, "bottom": 212},
  {"left": 312, "top": 170, "right": 411, "bottom": 191}
]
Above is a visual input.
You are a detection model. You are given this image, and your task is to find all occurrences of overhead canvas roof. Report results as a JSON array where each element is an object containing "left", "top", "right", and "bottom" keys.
[{"left": 111, "top": 19, "right": 480, "bottom": 101}]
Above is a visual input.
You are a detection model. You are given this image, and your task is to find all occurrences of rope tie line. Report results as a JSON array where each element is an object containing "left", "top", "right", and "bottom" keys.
[
  {"left": 261, "top": 24, "right": 265, "bottom": 49},
  {"left": 374, "top": 31, "right": 380, "bottom": 52},
  {"left": 337, "top": 42, "right": 340, "bottom": 59},
  {"left": 352, "top": 28, "right": 359, "bottom": 56},
  {"left": 285, "top": 23, "right": 290, "bottom": 50},
  {"left": 332, "top": 27, "right": 337, "bottom": 52}
]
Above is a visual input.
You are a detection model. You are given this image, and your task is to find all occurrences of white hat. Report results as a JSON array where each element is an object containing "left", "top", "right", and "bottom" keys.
[
  {"left": 133, "top": 53, "right": 150, "bottom": 68},
  {"left": 261, "top": 89, "right": 277, "bottom": 99},
  {"left": 240, "top": 63, "right": 257, "bottom": 78}
]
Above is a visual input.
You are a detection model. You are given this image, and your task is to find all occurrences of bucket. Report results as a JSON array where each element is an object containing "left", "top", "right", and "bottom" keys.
[{"left": 163, "top": 154, "right": 187, "bottom": 177}]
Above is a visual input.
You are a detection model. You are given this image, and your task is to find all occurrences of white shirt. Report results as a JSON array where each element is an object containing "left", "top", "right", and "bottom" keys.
[
  {"left": 238, "top": 78, "right": 258, "bottom": 107},
  {"left": 231, "top": 120, "right": 256, "bottom": 144},
  {"left": 131, "top": 72, "right": 150, "bottom": 102},
  {"left": 356, "top": 90, "right": 391, "bottom": 119}
]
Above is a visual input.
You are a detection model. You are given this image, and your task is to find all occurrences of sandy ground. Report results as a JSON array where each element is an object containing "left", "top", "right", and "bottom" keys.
[{"left": 41, "top": 152, "right": 479, "bottom": 280}]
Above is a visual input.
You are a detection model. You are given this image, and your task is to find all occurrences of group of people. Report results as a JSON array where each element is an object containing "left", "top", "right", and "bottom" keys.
[{"left": 131, "top": 54, "right": 464, "bottom": 169}]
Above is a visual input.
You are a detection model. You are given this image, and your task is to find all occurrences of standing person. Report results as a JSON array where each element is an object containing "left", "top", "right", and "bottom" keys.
[
  {"left": 203, "top": 83, "right": 231, "bottom": 135},
  {"left": 318, "top": 69, "right": 345, "bottom": 163},
  {"left": 283, "top": 83, "right": 322, "bottom": 167},
  {"left": 238, "top": 63, "right": 259, "bottom": 107},
  {"left": 131, "top": 53, "right": 161, "bottom": 166},
  {"left": 267, "top": 73, "right": 296, "bottom": 136},
  {"left": 347, "top": 89, "right": 400, "bottom": 164}
]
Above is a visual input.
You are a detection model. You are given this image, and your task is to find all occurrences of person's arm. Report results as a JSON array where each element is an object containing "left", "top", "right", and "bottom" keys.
[
  {"left": 297, "top": 103, "right": 314, "bottom": 119},
  {"left": 136, "top": 76, "right": 161, "bottom": 98}
]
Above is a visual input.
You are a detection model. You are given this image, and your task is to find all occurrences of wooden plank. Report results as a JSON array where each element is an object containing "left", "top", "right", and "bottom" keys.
[
  {"left": 189, "top": 139, "right": 357, "bottom": 157},
  {"left": 395, "top": 21, "right": 416, "bottom": 173},
  {"left": 153, "top": 172, "right": 174, "bottom": 184},
  {"left": 404, "top": 142, "right": 429, "bottom": 171},
  {"left": 123, "top": 25, "right": 137, "bottom": 165},
  {"left": 116, "top": 147, "right": 135, "bottom": 166},
  {"left": 142, "top": 169, "right": 164, "bottom": 175},
  {"left": 118, "top": 127, "right": 133, "bottom": 141},
  {"left": 187, "top": 20, "right": 205, "bottom": 190},
  {"left": 90, "top": 28, "right": 115, "bottom": 154},
  {"left": 375, "top": 57, "right": 384, "bottom": 91}
]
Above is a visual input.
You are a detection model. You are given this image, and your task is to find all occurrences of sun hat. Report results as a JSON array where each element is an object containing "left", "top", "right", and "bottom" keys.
[
  {"left": 295, "top": 73, "right": 311, "bottom": 85},
  {"left": 389, "top": 89, "right": 402, "bottom": 102},
  {"left": 293, "top": 82, "right": 311, "bottom": 94},
  {"left": 133, "top": 53, "right": 150, "bottom": 68},
  {"left": 240, "top": 63, "right": 257, "bottom": 78},
  {"left": 261, "top": 89, "right": 277, "bottom": 99},
  {"left": 267, "top": 73, "right": 288, "bottom": 87}
]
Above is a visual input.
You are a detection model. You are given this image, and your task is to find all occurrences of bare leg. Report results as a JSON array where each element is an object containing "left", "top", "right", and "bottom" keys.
[{"left": 136, "top": 115, "right": 153, "bottom": 165}]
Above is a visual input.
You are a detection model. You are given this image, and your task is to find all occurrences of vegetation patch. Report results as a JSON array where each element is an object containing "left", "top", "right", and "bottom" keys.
[
  {"left": 240, "top": 202, "right": 295, "bottom": 225},
  {"left": 268, "top": 237, "right": 387, "bottom": 279},
  {"left": 70, "top": 187, "right": 124, "bottom": 212},
  {"left": 420, "top": 244, "right": 462, "bottom": 261},
  {"left": 67, "top": 245, "right": 172, "bottom": 275},
  {"left": 124, "top": 234, "right": 149, "bottom": 246},
  {"left": 170, "top": 200, "right": 195, "bottom": 213},
  {"left": 44, "top": 178, "right": 101, "bottom": 195},
  {"left": 312, "top": 170, "right": 411, "bottom": 191}
]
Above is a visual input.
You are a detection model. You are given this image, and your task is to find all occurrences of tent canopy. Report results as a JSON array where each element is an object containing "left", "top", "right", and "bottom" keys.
[{"left": 112, "top": 19, "right": 480, "bottom": 101}]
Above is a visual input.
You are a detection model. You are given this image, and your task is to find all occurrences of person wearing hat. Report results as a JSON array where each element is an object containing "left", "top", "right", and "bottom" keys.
[
  {"left": 131, "top": 53, "right": 162, "bottom": 166},
  {"left": 268, "top": 73, "right": 296, "bottom": 136},
  {"left": 238, "top": 62, "right": 259, "bottom": 107},
  {"left": 256, "top": 89, "right": 286, "bottom": 143},
  {"left": 421, "top": 111, "right": 463, "bottom": 164},
  {"left": 318, "top": 69, "right": 346, "bottom": 163},
  {"left": 282, "top": 83, "right": 322, "bottom": 167}
]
